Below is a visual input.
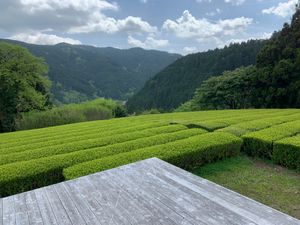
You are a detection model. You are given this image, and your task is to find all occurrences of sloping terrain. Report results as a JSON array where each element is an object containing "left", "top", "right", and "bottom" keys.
[
  {"left": 1, "top": 109, "right": 299, "bottom": 197},
  {"left": 127, "top": 40, "right": 266, "bottom": 112},
  {"left": 0, "top": 39, "right": 180, "bottom": 103}
]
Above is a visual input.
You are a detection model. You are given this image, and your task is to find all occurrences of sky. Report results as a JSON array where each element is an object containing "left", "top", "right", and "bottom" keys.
[{"left": 0, "top": 0, "right": 299, "bottom": 54}]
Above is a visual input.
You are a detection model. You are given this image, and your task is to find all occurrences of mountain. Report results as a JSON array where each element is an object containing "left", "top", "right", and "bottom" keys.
[
  {"left": 0, "top": 39, "right": 180, "bottom": 104},
  {"left": 126, "top": 40, "right": 267, "bottom": 112}
]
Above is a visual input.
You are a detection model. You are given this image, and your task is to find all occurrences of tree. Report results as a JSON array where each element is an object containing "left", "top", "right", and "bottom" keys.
[
  {"left": 0, "top": 42, "right": 51, "bottom": 132},
  {"left": 181, "top": 66, "right": 257, "bottom": 111}
]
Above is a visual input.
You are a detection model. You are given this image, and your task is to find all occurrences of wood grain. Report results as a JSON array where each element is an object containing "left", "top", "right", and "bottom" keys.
[{"left": 1, "top": 158, "right": 299, "bottom": 225}]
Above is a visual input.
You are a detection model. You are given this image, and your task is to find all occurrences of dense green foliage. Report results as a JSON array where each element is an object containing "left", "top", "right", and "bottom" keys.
[
  {"left": 64, "top": 132, "right": 241, "bottom": 180},
  {"left": 178, "top": 66, "right": 257, "bottom": 110},
  {"left": 15, "top": 98, "right": 118, "bottom": 130},
  {"left": 127, "top": 40, "right": 266, "bottom": 112},
  {"left": 0, "top": 127, "right": 203, "bottom": 166},
  {"left": 180, "top": 9, "right": 300, "bottom": 111},
  {"left": 1, "top": 39, "right": 180, "bottom": 103},
  {"left": 218, "top": 112, "right": 300, "bottom": 136},
  {"left": 0, "top": 42, "right": 51, "bottom": 132},
  {"left": 0, "top": 109, "right": 299, "bottom": 197},
  {"left": 242, "top": 120, "right": 300, "bottom": 159},
  {"left": 273, "top": 135, "right": 300, "bottom": 170}
]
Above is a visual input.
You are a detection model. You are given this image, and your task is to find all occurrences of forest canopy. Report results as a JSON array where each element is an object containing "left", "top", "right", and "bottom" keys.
[
  {"left": 0, "top": 42, "right": 51, "bottom": 132},
  {"left": 177, "top": 8, "right": 300, "bottom": 111},
  {"left": 126, "top": 39, "right": 266, "bottom": 113}
]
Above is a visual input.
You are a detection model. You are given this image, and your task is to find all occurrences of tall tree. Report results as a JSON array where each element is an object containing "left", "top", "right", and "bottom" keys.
[{"left": 0, "top": 42, "right": 51, "bottom": 132}]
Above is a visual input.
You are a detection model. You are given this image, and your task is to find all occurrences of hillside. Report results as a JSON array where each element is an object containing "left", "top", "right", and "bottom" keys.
[
  {"left": 0, "top": 39, "right": 180, "bottom": 104},
  {"left": 182, "top": 8, "right": 300, "bottom": 111},
  {"left": 126, "top": 40, "right": 266, "bottom": 112}
]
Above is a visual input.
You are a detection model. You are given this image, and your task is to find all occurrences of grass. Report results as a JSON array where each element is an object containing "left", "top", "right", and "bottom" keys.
[
  {"left": 15, "top": 98, "right": 118, "bottom": 130},
  {"left": 191, "top": 155, "right": 300, "bottom": 219}
]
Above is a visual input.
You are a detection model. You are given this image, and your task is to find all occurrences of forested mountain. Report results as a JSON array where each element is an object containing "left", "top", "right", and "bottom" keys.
[
  {"left": 126, "top": 40, "right": 266, "bottom": 112},
  {"left": 180, "top": 7, "right": 300, "bottom": 111},
  {"left": 0, "top": 39, "right": 180, "bottom": 104}
]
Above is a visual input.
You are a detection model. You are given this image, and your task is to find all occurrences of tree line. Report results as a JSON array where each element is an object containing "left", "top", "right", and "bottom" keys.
[{"left": 127, "top": 39, "right": 266, "bottom": 113}]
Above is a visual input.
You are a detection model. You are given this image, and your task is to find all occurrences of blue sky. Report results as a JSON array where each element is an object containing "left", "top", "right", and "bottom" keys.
[{"left": 0, "top": 0, "right": 298, "bottom": 54}]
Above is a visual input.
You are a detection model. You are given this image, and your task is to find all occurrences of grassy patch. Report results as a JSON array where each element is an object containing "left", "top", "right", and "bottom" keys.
[{"left": 191, "top": 155, "right": 300, "bottom": 219}]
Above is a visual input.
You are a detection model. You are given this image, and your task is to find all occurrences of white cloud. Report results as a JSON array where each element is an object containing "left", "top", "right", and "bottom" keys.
[
  {"left": 127, "top": 35, "right": 169, "bottom": 49},
  {"left": 9, "top": 32, "right": 82, "bottom": 45},
  {"left": 18, "top": 0, "right": 157, "bottom": 35},
  {"left": 262, "top": 0, "right": 297, "bottom": 17},
  {"left": 196, "top": 0, "right": 212, "bottom": 3},
  {"left": 19, "top": 0, "right": 118, "bottom": 13},
  {"left": 68, "top": 14, "right": 157, "bottom": 34},
  {"left": 183, "top": 46, "right": 198, "bottom": 55},
  {"left": 224, "top": 0, "right": 246, "bottom": 6},
  {"left": 0, "top": 0, "right": 156, "bottom": 36},
  {"left": 162, "top": 10, "right": 253, "bottom": 41},
  {"left": 116, "top": 16, "right": 157, "bottom": 34}
]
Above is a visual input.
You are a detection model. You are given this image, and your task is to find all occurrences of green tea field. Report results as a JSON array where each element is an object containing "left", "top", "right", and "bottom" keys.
[{"left": 1, "top": 109, "right": 300, "bottom": 197}]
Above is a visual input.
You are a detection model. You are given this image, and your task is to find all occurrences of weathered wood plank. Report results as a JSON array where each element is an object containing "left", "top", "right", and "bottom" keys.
[
  {"left": 145, "top": 158, "right": 300, "bottom": 225},
  {"left": 24, "top": 192, "right": 43, "bottom": 225},
  {"left": 91, "top": 171, "right": 167, "bottom": 225},
  {"left": 84, "top": 175, "right": 135, "bottom": 225},
  {"left": 1, "top": 158, "right": 300, "bottom": 225},
  {"left": 0, "top": 198, "right": 3, "bottom": 225},
  {"left": 68, "top": 176, "right": 122, "bottom": 225},
  {"left": 43, "top": 186, "right": 72, "bottom": 225},
  {"left": 103, "top": 168, "right": 196, "bottom": 225},
  {"left": 90, "top": 175, "right": 142, "bottom": 225},
  {"left": 34, "top": 188, "right": 58, "bottom": 225},
  {"left": 135, "top": 160, "right": 257, "bottom": 224},
  {"left": 53, "top": 183, "right": 86, "bottom": 225},
  {"left": 14, "top": 194, "right": 30, "bottom": 225},
  {"left": 2, "top": 196, "right": 16, "bottom": 225},
  {"left": 104, "top": 176, "right": 168, "bottom": 225},
  {"left": 62, "top": 182, "right": 101, "bottom": 225},
  {"left": 113, "top": 161, "right": 254, "bottom": 225}
]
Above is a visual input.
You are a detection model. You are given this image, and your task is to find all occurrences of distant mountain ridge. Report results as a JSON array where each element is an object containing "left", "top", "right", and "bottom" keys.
[
  {"left": 0, "top": 39, "right": 181, "bottom": 104},
  {"left": 126, "top": 40, "right": 267, "bottom": 112}
]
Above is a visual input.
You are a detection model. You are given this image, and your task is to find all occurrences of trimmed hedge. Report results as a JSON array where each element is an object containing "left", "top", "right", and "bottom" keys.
[
  {"left": 182, "top": 110, "right": 297, "bottom": 132},
  {"left": 64, "top": 132, "right": 242, "bottom": 180},
  {"left": 0, "top": 121, "right": 168, "bottom": 155},
  {"left": 0, "top": 128, "right": 206, "bottom": 196},
  {"left": 273, "top": 135, "right": 300, "bottom": 171},
  {"left": 0, "top": 124, "right": 187, "bottom": 165},
  {"left": 0, "top": 119, "right": 168, "bottom": 149},
  {"left": 218, "top": 113, "right": 300, "bottom": 136},
  {"left": 242, "top": 120, "right": 300, "bottom": 158},
  {"left": 0, "top": 109, "right": 289, "bottom": 145}
]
